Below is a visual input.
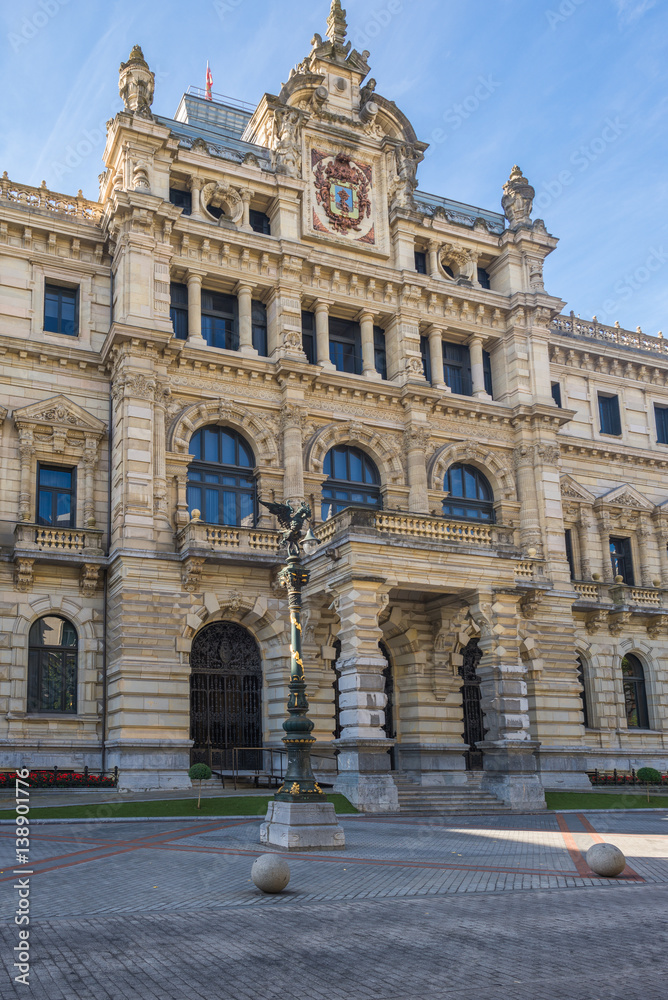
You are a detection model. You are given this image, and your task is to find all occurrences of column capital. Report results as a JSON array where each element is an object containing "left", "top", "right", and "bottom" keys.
[
  {"left": 186, "top": 269, "right": 205, "bottom": 284},
  {"left": 356, "top": 308, "right": 375, "bottom": 323},
  {"left": 314, "top": 298, "right": 331, "bottom": 314},
  {"left": 234, "top": 280, "right": 256, "bottom": 295}
]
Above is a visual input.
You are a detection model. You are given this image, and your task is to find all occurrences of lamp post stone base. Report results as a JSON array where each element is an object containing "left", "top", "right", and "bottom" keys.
[{"left": 260, "top": 800, "right": 346, "bottom": 850}]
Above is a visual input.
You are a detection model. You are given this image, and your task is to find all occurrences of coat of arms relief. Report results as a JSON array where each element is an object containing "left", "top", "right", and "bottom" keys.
[{"left": 311, "top": 149, "right": 375, "bottom": 245}]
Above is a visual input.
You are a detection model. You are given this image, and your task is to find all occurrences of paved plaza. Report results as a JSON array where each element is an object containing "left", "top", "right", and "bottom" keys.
[{"left": 1, "top": 809, "right": 667, "bottom": 999}]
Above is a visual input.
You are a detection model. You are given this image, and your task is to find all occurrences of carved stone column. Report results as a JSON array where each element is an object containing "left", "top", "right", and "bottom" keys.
[
  {"left": 331, "top": 579, "right": 398, "bottom": 813},
  {"left": 513, "top": 445, "right": 541, "bottom": 553},
  {"left": 153, "top": 384, "right": 169, "bottom": 522},
  {"left": 637, "top": 515, "right": 653, "bottom": 588},
  {"left": 405, "top": 425, "right": 430, "bottom": 514},
  {"left": 186, "top": 271, "right": 206, "bottom": 346},
  {"left": 281, "top": 404, "right": 305, "bottom": 506},
  {"left": 17, "top": 429, "right": 34, "bottom": 522},
  {"left": 358, "top": 309, "right": 379, "bottom": 379},
  {"left": 468, "top": 333, "right": 491, "bottom": 399},
  {"left": 240, "top": 188, "right": 252, "bottom": 231},
  {"left": 652, "top": 514, "right": 668, "bottom": 587},
  {"left": 596, "top": 510, "right": 614, "bottom": 582},
  {"left": 236, "top": 282, "right": 257, "bottom": 356},
  {"left": 427, "top": 326, "right": 446, "bottom": 389},
  {"left": 577, "top": 506, "right": 594, "bottom": 580},
  {"left": 82, "top": 440, "right": 98, "bottom": 528},
  {"left": 314, "top": 300, "right": 334, "bottom": 368},
  {"left": 427, "top": 239, "right": 440, "bottom": 279},
  {"left": 188, "top": 176, "right": 203, "bottom": 221},
  {"left": 173, "top": 469, "right": 189, "bottom": 526}
]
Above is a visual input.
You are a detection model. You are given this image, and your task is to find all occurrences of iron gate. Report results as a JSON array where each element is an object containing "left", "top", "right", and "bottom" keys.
[
  {"left": 189, "top": 621, "right": 262, "bottom": 769},
  {"left": 459, "top": 637, "right": 487, "bottom": 770}
]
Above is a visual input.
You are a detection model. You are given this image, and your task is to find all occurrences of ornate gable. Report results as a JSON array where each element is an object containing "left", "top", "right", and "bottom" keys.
[
  {"left": 559, "top": 476, "right": 595, "bottom": 503},
  {"left": 13, "top": 395, "right": 106, "bottom": 437},
  {"left": 595, "top": 483, "right": 655, "bottom": 512}
]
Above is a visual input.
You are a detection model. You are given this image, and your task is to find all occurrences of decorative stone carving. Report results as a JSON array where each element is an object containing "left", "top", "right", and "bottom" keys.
[
  {"left": 584, "top": 610, "right": 608, "bottom": 635},
  {"left": 647, "top": 614, "right": 668, "bottom": 639},
  {"left": 312, "top": 150, "right": 373, "bottom": 238},
  {"left": 501, "top": 165, "right": 534, "bottom": 228},
  {"left": 80, "top": 563, "right": 101, "bottom": 597},
  {"left": 118, "top": 45, "right": 155, "bottom": 115},
  {"left": 182, "top": 557, "right": 205, "bottom": 594},
  {"left": 14, "top": 559, "right": 34, "bottom": 593},
  {"left": 519, "top": 589, "right": 544, "bottom": 619},
  {"left": 608, "top": 611, "right": 632, "bottom": 636},
  {"left": 390, "top": 144, "right": 422, "bottom": 210},
  {"left": 200, "top": 181, "right": 244, "bottom": 224},
  {"left": 274, "top": 109, "right": 303, "bottom": 177},
  {"left": 440, "top": 242, "right": 477, "bottom": 283}
]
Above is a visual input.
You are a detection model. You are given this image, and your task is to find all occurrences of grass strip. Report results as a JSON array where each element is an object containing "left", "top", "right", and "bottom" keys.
[
  {"left": 0, "top": 792, "right": 357, "bottom": 820},
  {"left": 546, "top": 791, "right": 668, "bottom": 810}
]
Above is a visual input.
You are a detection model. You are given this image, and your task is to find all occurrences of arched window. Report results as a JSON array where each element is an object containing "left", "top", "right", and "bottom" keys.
[
  {"left": 621, "top": 654, "right": 650, "bottom": 729},
  {"left": 28, "top": 616, "right": 78, "bottom": 714},
  {"left": 576, "top": 655, "right": 590, "bottom": 728},
  {"left": 442, "top": 463, "right": 495, "bottom": 522},
  {"left": 187, "top": 426, "right": 256, "bottom": 527},
  {"left": 321, "top": 445, "right": 381, "bottom": 520}
]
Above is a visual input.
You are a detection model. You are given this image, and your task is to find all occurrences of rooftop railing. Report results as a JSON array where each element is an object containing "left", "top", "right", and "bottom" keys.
[
  {"left": 551, "top": 311, "right": 667, "bottom": 358},
  {"left": 0, "top": 174, "right": 103, "bottom": 224}
]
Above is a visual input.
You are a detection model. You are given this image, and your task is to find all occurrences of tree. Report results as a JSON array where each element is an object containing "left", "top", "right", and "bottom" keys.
[{"left": 188, "top": 763, "right": 212, "bottom": 808}]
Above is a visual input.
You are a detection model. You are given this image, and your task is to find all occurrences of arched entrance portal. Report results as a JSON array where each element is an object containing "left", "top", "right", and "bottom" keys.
[
  {"left": 459, "top": 637, "right": 487, "bottom": 770},
  {"left": 189, "top": 622, "right": 262, "bottom": 769}
]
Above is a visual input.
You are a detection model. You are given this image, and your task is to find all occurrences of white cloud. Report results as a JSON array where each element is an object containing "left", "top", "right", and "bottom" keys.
[{"left": 614, "top": 0, "right": 658, "bottom": 26}]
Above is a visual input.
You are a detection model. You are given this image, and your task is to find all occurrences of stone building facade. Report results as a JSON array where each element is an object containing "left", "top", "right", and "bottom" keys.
[{"left": 0, "top": 3, "right": 666, "bottom": 810}]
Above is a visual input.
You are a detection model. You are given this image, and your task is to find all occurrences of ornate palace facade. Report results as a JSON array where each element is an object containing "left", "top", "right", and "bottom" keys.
[{"left": 0, "top": 3, "right": 666, "bottom": 810}]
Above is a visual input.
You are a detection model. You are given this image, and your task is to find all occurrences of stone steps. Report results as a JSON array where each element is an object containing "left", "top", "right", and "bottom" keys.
[{"left": 392, "top": 776, "right": 512, "bottom": 815}]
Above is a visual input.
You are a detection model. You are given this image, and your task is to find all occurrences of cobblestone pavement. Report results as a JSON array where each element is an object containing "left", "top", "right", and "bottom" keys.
[{"left": 1, "top": 810, "right": 667, "bottom": 999}]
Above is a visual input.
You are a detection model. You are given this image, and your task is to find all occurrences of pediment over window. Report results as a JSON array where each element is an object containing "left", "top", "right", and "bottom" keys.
[
  {"left": 13, "top": 395, "right": 106, "bottom": 438},
  {"left": 594, "top": 484, "right": 655, "bottom": 512},
  {"left": 559, "top": 476, "right": 595, "bottom": 503}
]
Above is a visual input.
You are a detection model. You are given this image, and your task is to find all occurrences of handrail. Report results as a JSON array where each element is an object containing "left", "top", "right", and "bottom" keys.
[{"left": 225, "top": 745, "right": 338, "bottom": 791}]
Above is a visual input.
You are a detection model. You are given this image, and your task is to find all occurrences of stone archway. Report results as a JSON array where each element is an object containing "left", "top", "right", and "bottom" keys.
[{"left": 189, "top": 621, "right": 262, "bottom": 769}]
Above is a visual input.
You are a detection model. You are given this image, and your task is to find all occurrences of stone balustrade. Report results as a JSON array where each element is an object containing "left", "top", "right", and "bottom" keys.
[
  {"left": 177, "top": 520, "right": 280, "bottom": 557},
  {"left": 0, "top": 172, "right": 103, "bottom": 224},
  {"left": 315, "top": 507, "right": 518, "bottom": 552},
  {"left": 551, "top": 311, "right": 667, "bottom": 358},
  {"left": 573, "top": 579, "right": 665, "bottom": 608},
  {"left": 14, "top": 523, "right": 104, "bottom": 556}
]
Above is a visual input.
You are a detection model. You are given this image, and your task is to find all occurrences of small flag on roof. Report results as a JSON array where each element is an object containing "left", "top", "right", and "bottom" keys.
[{"left": 205, "top": 61, "right": 213, "bottom": 101}]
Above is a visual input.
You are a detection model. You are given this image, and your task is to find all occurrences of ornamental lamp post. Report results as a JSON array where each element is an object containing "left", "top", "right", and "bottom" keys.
[{"left": 258, "top": 499, "right": 345, "bottom": 850}]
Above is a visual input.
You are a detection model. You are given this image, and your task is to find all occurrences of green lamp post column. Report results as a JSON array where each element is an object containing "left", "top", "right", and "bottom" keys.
[{"left": 260, "top": 499, "right": 323, "bottom": 802}]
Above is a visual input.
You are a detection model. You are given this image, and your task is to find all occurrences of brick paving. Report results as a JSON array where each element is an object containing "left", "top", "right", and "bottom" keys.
[{"left": 1, "top": 810, "right": 667, "bottom": 998}]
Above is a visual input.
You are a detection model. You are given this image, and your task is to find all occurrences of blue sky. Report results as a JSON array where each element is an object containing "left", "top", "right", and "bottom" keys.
[{"left": 1, "top": 0, "right": 666, "bottom": 333}]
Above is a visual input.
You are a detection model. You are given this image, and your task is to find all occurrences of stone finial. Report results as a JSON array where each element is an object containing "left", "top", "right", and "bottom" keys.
[
  {"left": 119, "top": 44, "right": 155, "bottom": 115},
  {"left": 501, "top": 164, "right": 535, "bottom": 229},
  {"left": 326, "top": 0, "right": 348, "bottom": 45}
]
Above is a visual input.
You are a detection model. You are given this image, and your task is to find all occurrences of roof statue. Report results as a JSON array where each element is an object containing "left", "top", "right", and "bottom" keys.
[{"left": 501, "top": 165, "right": 535, "bottom": 229}]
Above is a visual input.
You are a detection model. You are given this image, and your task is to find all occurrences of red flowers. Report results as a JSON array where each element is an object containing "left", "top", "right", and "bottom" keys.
[{"left": 0, "top": 769, "right": 116, "bottom": 788}]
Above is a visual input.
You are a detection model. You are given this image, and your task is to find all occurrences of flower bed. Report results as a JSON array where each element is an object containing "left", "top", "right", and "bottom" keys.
[
  {"left": 0, "top": 768, "right": 117, "bottom": 789},
  {"left": 588, "top": 769, "right": 667, "bottom": 787}
]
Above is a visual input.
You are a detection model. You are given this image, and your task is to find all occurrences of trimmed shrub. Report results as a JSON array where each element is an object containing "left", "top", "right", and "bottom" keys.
[
  {"left": 188, "top": 763, "right": 212, "bottom": 808},
  {"left": 636, "top": 767, "right": 662, "bottom": 784}
]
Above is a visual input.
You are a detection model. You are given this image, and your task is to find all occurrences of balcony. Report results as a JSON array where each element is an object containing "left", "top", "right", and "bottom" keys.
[
  {"left": 315, "top": 507, "right": 518, "bottom": 552},
  {"left": 176, "top": 520, "right": 281, "bottom": 565},
  {"left": 14, "top": 523, "right": 104, "bottom": 560},
  {"left": 573, "top": 581, "right": 666, "bottom": 609}
]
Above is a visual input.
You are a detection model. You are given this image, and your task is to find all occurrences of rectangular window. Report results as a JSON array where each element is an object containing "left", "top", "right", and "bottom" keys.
[
  {"left": 301, "top": 310, "right": 316, "bottom": 364},
  {"left": 201, "top": 290, "right": 238, "bottom": 350},
  {"left": 37, "top": 465, "right": 75, "bottom": 528},
  {"left": 170, "top": 282, "right": 188, "bottom": 339},
  {"left": 373, "top": 326, "right": 387, "bottom": 380},
  {"left": 329, "top": 317, "right": 362, "bottom": 375},
  {"left": 249, "top": 209, "right": 271, "bottom": 235},
  {"left": 251, "top": 300, "right": 268, "bottom": 356},
  {"left": 420, "top": 335, "right": 431, "bottom": 383},
  {"left": 44, "top": 284, "right": 78, "bottom": 336},
  {"left": 610, "top": 536, "right": 634, "bottom": 585},
  {"left": 551, "top": 382, "right": 562, "bottom": 408},
  {"left": 655, "top": 404, "right": 668, "bottom": 444},
  {"left": 598, "top": 393, "right": 621, "bottom": 436},
  {"left": 169, "top": 188, "right": 192, "bottom": 215},
  {"left": 443, "top": 342, "right": 472, "bottom": 396},
  {"left": 477, "top": 267, "right": 491, "bottom": 289},
  {"left": 564, "top": 528, "right": 575, "bottom": 579},
  {"left": 483, "top": 350, "right": 493, "bottom": 397},
  {"left": 414, "top": 251, "right": 427, "bottom": 274}
]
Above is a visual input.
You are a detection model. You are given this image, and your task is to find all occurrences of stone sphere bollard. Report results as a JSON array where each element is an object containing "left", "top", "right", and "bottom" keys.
[
  {"left": 585, "top": 843, "right": 626, "bottom": 877},
  {"left": 251, "top": 853, "right": 291, "bottom": 894}
]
